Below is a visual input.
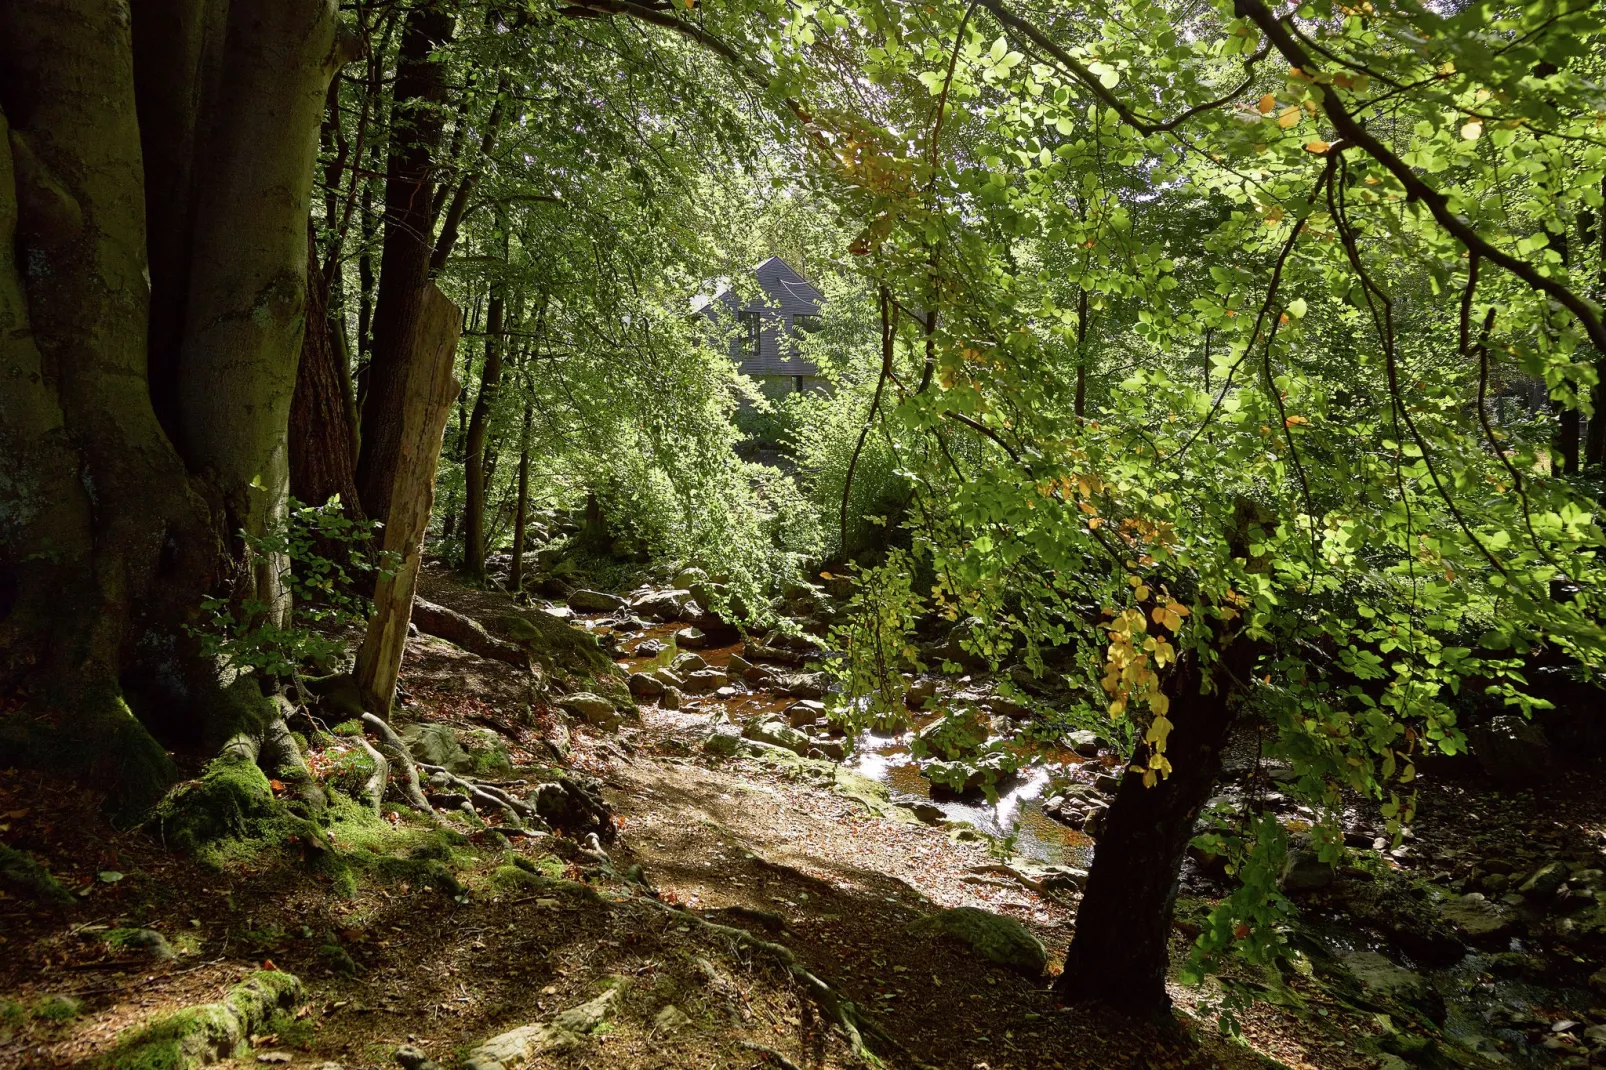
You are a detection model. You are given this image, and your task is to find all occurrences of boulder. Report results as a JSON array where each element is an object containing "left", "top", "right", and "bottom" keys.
[
  {"left": 673, "top": 567, "right": 708, "bottom": 590},
  {"left": 653, "top": 668, "right": 685, "bottom": 688},
  {"left": 681, "top": 670, "right": 728, "bottom": 694},
  {"left": 634, "top": 639, "right": 667, "bottom": 658},
  {"left": 778, "top": 672, "right": 831, "bottom": 699},
  {"left": 1063, "top": 730, "right": 1100, "bottom": 758},
  {"left": 661, "top": 687, "right": 684, "bottom": 711},
  {"left": 1281, "top": 851, "right": 1336, "bottom": 894},
  {"left": 627, "top": 672, "right": 665, "bottom": 698},
  {"left": 743, "top": 716, "right": 809, "bottom": 756},
  {"left": 400, "top": 723, "right": 473, "bottom": 774},
  {"left": 1339, "top": 951, "right": 1445, "bottom": 1023},
  {"left": 1519, "top": 861, "right": 1570, "bottom": 899},
  {"left": 1438, "top": 893, "right": 1519, "bottom": 944},
  {"left": 633, "top": 589, "right": 698, "bottom": 622},
  {"left": 809, "top": 738, "right": 847, "bottom": 762},
  {"left": 786, "top": 699, "right": 827, "bottom": 728},
  {"left": 1469, "top": 714, "right": 1553, "bottom": 783},
  {"left": 558, "top": 693, "right": 621, "bottom": 731},
  {"left": 671, "top": 652, "right": 708, "bottom": 675},
  {"left": 704, "top": 725, "right": 743, "bottom": 756},
  {"left": 905, "top": 677, "right": 937, "bottom": 708},
  {"left": 908, "top": 907, "right": 1046, "bottom": 976},
  {"left": 568, "top": 589, "right": 626, "bottom": 613},
  {"left": 726, "top": 654, "right": 755, "bottom": 675},
  {"left": 675, "top": 627, "right": 708, "bottom": 649}
]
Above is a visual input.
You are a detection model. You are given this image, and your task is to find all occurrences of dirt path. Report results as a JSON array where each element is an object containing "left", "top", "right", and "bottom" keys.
[{"left": 1, "top": 578, "right": 1381, "bottom": 1070}]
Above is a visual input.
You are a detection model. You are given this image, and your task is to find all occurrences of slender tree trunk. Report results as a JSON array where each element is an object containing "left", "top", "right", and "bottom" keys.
[
  {"left": 291, "top": 225, "right": 365, "bottom": 516},
  {"left": 355, "top": 0, "right": 457, "bottom": 526},
  {"left": 1074, "top": 286, "right": 1089, "bottom": 418},
  {"left": 1057, "top": 643, "right": 1254, "bottom": 1015},
  {"left": 176, "top": 0, "right": 350, "bottom": 625},
  {"left": 509, "top": 401, "right": 533, "bottom": 593},
  {"left": 355, "top": 284, "right": 462, "bottom": 717},
  {"left": 462, "top": 289, "right": 507, "bottom": 580},
  {"left": 430, "top": 75, "right": 509, "bottom": 271}
]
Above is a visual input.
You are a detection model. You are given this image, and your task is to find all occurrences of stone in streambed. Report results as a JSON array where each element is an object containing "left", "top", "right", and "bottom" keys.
[
  {"left": 627, "top": 672, "right": 664, "bottom": 698},
  {"left": 670, "top": 652, "right": 708, "bottom": 674},
  {"left": 557, "top": 692, "right": 621, "bottom": 731},
  {"left": 567, "top": 589, "right": 626, "bottom": 613},
  {"left": 743, "top": 716, "right": 809, "bottom": 756},
  {"left": 681, "top": 669, "right": 728, "bottom": 694}
]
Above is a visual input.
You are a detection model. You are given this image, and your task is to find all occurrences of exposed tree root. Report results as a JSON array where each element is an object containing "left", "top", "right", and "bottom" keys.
[
  {"left": 361, "top": 712, "right": 438, "bottom": 818},
  {"left": 418, "top": 762, "right": 547, "bottom": 830},
  {"left": 413, "top": 596, "right": 531, "bottom": 670},
  {"left": 637, "top": 896, "right": 893, "bottom": 1065}
]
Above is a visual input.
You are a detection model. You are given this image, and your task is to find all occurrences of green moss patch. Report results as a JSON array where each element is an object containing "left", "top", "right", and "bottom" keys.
[
  {"left": 0, "top": 843, "right": 75, "bottom": 906},
  {"left": 106, "top": 970, "right": 302, "bottom": 1070}
]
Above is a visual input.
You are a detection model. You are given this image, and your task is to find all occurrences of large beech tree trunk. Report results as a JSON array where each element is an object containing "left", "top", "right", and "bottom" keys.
[
  {"left": 355, "top": 284, "right": 462, "bottom": 718},
  {"left": 1057, "top": 643, "right": 1254, "bottom": 1015},
  {"left": 0, "top": 0, "right": 354, "bottom": 811},
  {"left": 176, "top": 0, "right": 351, "bottom": 624},
  {"left": 462, "top": 287, "right": 507, "bottom": 580},
  {"left": 355, "top": 1, "right": 457, "bottom": 527}
]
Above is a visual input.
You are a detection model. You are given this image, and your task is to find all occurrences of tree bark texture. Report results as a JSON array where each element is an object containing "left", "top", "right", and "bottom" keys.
[
  {"left": 462, "top": 288, "right": 506, "bottom": 580},
  {"left": 176, "top": 0, "right": 350, "bottom": 626},
  {"left": 131, "top": 0, "right": 230, "bottom": 442},
  {"left": 509, "top": 401, "right": 533, "bottom": 593},
  {"left": 355, "top": 284, "right": 462, "bottom": 717},
  {"left": 355, "top": 1, "right": 457, "bottom": 527},
  {"left": 291, "top": 225, "right": 364, "bottom": 517},
  {"left": 1056, "top": 642, "right": 1255, "bottom": 1015},
  {"left": 0, "top": 0, "right": 215, "bottom": 679}
]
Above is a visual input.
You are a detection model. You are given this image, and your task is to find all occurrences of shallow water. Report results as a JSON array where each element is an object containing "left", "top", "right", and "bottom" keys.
[{"left": 850, "top": 732, "right": 1092, "bottom": 867}]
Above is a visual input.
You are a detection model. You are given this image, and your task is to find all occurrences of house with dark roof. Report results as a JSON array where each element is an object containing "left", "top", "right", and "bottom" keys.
[{"left": 695, "top": 256, "right": 827, "bottom": 396}]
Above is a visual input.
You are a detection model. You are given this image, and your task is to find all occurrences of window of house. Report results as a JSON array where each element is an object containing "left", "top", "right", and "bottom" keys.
[
  {"left": 794, "top": 376, "right": 806, "bottom": 393},
  {"left": 794, "top": 313, "right": 823, "bottom": 333},
  {"left": 737, "top": 310, "right": 760, "bottom": 356}
]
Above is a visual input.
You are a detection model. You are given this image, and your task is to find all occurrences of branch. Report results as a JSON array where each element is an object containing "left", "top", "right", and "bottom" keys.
[
  {"left": 1234, "top": 0, "right": 1606, "bottom": 356},
  {"left": 979, "top": 0, "right": 1267, "bottom": 134}
]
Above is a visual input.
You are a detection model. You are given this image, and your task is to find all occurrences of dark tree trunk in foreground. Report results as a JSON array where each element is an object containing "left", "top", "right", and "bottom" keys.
[
  {"left": 355, "top": 1, "right": 456, "bottom": 527},
  {"left": 0, "top": 0, "right": 349, "bottom": 811},
  {"left": 462, "top": 288, "right": 506, "bottom": 580},
  {"left": 1058, "top": 643, "right": 1254, "bottom": 1015}
]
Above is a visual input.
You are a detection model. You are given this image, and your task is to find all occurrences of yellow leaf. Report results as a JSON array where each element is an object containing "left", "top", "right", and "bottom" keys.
[
  {"left": 1088, "top": 516, "right": 1103, "bottom": 529},
  {"left": 1145, "top": 715, "right": 1173, "bottom": 749},
  {"left": 1285, "top": 414, "right": 1308, "bottom": 427},
  {"left": 1460, "top": 120, "right": 1482, "bottom": 141},
  {"left": 1134, "top": 584, "right": 1150, "bottom": 601},
  {"left": 1257, "top": 93, "right": 1277, "bottom": 114},
  {"left": 1276, "top": 107, "right": 1301, "bottom": 129},
  {"left": 1304, "top": 139, "right": 1330, "bottom": 154}
]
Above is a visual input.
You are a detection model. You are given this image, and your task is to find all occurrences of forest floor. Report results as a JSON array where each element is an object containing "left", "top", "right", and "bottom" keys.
[{"left": 2, "top": 571, "right": 1603, "bottom": 1070}]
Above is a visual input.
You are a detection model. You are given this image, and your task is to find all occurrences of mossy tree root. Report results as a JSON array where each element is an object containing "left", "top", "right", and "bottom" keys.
[
  {"left": 360, "top": 712, "right": 439, "bottom": 819},
  {"left": 417, "top": 762, "right": 545, "bottom": 830},
  {"left": 646, "top": 899, "right": 892, "bottom": 1065},
  {"left": 107, "top": 969, "right": 303, "bottom": 1070}
]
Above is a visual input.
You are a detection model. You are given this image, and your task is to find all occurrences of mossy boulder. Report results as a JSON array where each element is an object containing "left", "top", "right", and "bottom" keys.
[
  {"left": 909, "top": 906, "right": 1046, "bottom": 976},
  {"left": 107, "top": 969, "right": 303, "bottom": 1070},
  {"left": 0, "top": 844, "right": 74, "bottom": 906},
  {"left": 150, "top": 754, "right": 319, "bottom": 864},
  {"left": 400, "top": 722, "right": 473, "bottom": 772},
  {"left": 495, "top": 610, "right": 633, "bottom": 708}
]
